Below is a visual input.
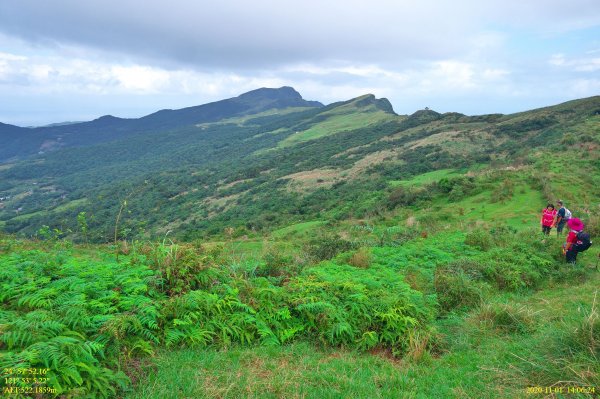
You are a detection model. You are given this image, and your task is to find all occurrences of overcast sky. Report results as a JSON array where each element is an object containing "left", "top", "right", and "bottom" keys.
[{"left": 1, "top": 0, "right": 599, "bottom": 126}]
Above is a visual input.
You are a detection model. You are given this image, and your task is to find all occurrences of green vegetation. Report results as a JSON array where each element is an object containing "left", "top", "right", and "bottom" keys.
[
  {"left": 2, "top": 93, "right": 596, "bottom": 243},
  {"left": 1, "top": 91, "right": 599, "bottom": 398},
  {"left": 388, "top": 168, "right": 461, "bottom": 187},
  {"left": 278, "top": 106, "right": 396, "bottom": 147},
  {"left": 271, "top": 220, "right": 328, "bottom": 239},
  {"left": 127, "top": 272, "right": 599, "bottom": 399},
  {"left": 2, "top": 209, "right": 598, "bottom": 397}
]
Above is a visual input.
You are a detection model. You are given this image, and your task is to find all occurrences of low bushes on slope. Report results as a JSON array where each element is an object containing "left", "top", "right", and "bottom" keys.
[
  {"left": 0, "top": 247, "right": 159, "bottom": 398},
  {"left": 0, "top": 237, "right": 434, "bottom": 397}
]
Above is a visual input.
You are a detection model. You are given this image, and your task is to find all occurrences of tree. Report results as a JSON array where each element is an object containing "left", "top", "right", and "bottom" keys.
[{"left": 77, "top": 212, "right": 88, "bottom": 243}]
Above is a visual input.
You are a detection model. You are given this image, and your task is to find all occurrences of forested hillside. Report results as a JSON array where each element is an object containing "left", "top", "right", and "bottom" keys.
[{"left": 1, "top": 89, "right": 598, "bottom": 243}]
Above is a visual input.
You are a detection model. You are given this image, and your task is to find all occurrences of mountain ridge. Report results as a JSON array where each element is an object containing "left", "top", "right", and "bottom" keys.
[{"left": 0, "top": 86, "right": 324, "bottom": 162}]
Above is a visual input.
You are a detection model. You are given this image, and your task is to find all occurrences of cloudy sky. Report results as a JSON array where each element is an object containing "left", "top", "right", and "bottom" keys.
[{"left": 1, "top": 0, "right": 599, "bottom": 126}]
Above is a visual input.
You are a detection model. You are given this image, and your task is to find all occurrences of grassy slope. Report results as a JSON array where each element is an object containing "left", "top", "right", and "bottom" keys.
[
  {"left": 127, "top": 255, "right": 599, "bottom": 399},
  {"left": 388, "top": 169, "right": 462, "bottom": 187},
  {"left": 126, "top": 148, "right": 600, "bottom": 398},
  {"left": 3, "top": 158, "right": 598, "bottom": 398},
  {"left": 278, "top": 110, "right": 396, "bottom": 148},
  {"left": 4, "top": 143, "right": 597, "bottom": 398}
]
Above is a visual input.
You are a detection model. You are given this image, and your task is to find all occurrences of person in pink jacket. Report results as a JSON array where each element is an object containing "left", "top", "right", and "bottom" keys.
[{"left": 540, "top": 203, "right": 557, "bottom": 235}]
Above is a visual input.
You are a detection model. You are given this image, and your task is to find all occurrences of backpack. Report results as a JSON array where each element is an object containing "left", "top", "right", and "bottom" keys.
[
  {"left": 573, "top": 231, "right": 592, "bottom": 252},
  {"left": 563, "top": 208, "right": 572, "bottom": 220}
]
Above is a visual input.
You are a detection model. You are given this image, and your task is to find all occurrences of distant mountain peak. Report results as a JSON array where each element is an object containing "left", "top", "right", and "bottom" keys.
[
  {"left": 408, "top": 108, "right": 441, "bottom": 121},
  {"left": 93, "top": 115, "right": 121, "bottom": 122},
  {"left": 235, "top": 86, "right": 323, "bottom": 109},
  {"left": 328, "top": 94, "right": 396, "bottom": 115},
  {"left": 232, "top": 86, "right": 323, "bottom": 112},
  {"left": 238, "top": 86, "right": 302, "bottom": 101}
]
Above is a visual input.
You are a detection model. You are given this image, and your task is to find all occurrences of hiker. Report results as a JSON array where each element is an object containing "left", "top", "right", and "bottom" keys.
[
  {"left": 540, "top": 203, "right": 557, "bottom": 235},
  {"left": 563, "top": 217, "right": 590, "bottom": 264},
  {"left": 553, "top": 200, "right": 571, "bottom": 236}
]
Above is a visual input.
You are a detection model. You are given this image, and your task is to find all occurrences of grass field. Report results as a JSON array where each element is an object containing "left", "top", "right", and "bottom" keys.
[
  {"left": 452, "top": 183, "right": 545, "bottom": 228},
  {"left": 271, "top": 220, "right": 328, "bottom": 239},
  {"left": 10, "top": 198, "right": 89, "bottom": 222},
  {"left": 127, "top": 267, "right": 599, "bottom": 399},
  {"left": 278, "top": 111, "right": 396, "bottom": 148},
  {"left": 388, "top": 169, "right": 461, "bottom": 187}
]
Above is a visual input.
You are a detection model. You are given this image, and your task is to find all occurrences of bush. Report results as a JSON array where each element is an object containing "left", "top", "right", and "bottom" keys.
[
  {"left": 491, "top": 179, "right": 514, "bottom": 203},
  {"left": 437, "top": 176, "right": 476, "bottom": 202},
  {"left": 475, "top": 303, "right": 535, "bottom": 334},
  {"left": 476, "top": 247, "right": 552, "bottom": 291},
  {"left": 434, "top": 268, "right": 484, "bottom": 312},
  {"left": 490, "top": 225, "right": 518, "bottom": 247},
  {"left": 448, "top": 187, "right": 464, "bottom": 202},
  {"left": 560, "top": 133, "right": 576, "bottom": 146},
  {"left": 258, "top": 249, "right": 294, "bottom": 277},
  {"left": 304, "top": 234, "right": 357, "bottom": 262},
  {"left": 159, "top": 261, "right": 435, "bottom": 355},
  {"left": 465, "top": 229, "right": 493, "bottom": 251},
  {"left": 405, "top": 327, "right": 445, "bottom": 363},
  {"left": 387, "top": 186, "right": 428, "bottom": 208},
  {"left": 347, "top": 247, "right": 372, "bottom": 268},
  {"left": 0, "top": 248, "right": 159, "bottom": 398},
  {"left": 583, "top": 213, "right": 600, "bottom": 238},
  {"left": 143, "top": 241, "right": 222, "bottom": 296},
  {"left": 451, "top": 230, "right": 555, "bottom": 292},
  {"left": 288, "top": 263, "right": 434, "bottom": 352}
]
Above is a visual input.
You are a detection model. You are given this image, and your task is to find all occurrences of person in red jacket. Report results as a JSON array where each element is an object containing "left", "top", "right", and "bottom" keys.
[
  {"left": 563, "top": 217, "right": 584, "bottom": 264},
  {"left": 540, "top": 203, "right": 557, "bottom": 235}
]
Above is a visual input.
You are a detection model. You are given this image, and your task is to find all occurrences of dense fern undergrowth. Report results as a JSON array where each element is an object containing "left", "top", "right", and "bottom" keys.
[{"left": 1, "top": 220, "right": 597, "bottom": 398}]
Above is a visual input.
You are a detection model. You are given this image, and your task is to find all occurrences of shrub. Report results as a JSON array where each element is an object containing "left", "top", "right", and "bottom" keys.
[
  {"left": 258, "top": 249, "right": 294, "bottom": 277},
  {"left": 491, "top": 179, "right": 515, "bottom": 203},
  {"left": 144, "top": 241, "right": 222, "bottom": 296},
  {"left": 476, "top": 247, "right": 552, "bottom": 291},
  {"left": 449, "top": 231, "right": 556, "bottom": 293},
  {"left": 304, "top": 234, "right": 357, "bottom": 262},
  {"left": 560, "top": 133, "right": 576, "bottom": 146},
  {"left": 448, "top": 187, "right": 464, "bottom": 202},
  {"left": 159, "top": 262, "right": 435, "bottom": 354},
  {"left": 583, "top": 213, "right": 600, "bottom": 238},
  {"left": 490, "top": 225, "right": 518, "bottom": 247},
  {"left": 387, "top": 186, "right": 428, "bottom": 208},
  {"left": 288, "top": 263, "right": 434, "bottom": 351},
  {"left": 403, "top": 265, "right": 431, "bottom": 292},
  {"left": 405, "top": 327, "right": 444, "bottom": 363},
  {"left": 434, "top": 267, "right": 484, "bottom": 312},
  {"left": 465, "top": 229, "right": 493, "bottom": 251},
  {"left": 0, "top": 248, "right": 159, "bottom": 398},
  {"left": 475, "top": 303, "right": 535, "bottom": 334},
  {"left": 348, "top": 247, "right": 372, "bottom": 268}
]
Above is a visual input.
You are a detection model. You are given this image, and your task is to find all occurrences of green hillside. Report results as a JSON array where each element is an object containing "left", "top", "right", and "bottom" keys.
[
  {"left": 1, "top": 166, "right": 598, "bottom": 397},
  {"left": 1, "top": 92, "right": 598, "bottom": 243},
  {"left": 1, "top": 90, "right": 599, "bottom": 398}
]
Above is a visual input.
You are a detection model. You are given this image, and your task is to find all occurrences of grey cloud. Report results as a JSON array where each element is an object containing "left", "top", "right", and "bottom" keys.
[
  {"left": 0, "top": 0, "right": 491, "bottom": 71},
  {"left": 1, "top": 0, "right": 599, "bottom": 71}
]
